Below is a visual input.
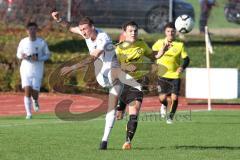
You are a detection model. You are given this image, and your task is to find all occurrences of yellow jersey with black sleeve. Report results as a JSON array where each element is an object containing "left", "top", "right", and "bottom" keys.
[
  {"left": 115, "top": 39, "right": 152, "bottom": 80},
  {"left": 152, "top": 38, "right": 188, "bottom": 79}
]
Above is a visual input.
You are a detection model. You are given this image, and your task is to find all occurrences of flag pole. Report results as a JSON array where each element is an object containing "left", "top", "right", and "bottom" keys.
[
  {"left": 67, "top": 0, "right": 72, "bottom": 21},
  {"left": 205, "top": 26, "right": 212, "bottom": 111}
]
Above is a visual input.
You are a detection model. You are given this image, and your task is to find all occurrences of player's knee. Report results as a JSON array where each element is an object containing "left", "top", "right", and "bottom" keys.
[
  {"left": 159, "top": 92, "right": 167, "bottom": 98},
  {"left": 171, "top": 94, "right": 178, "bottom": 101}
]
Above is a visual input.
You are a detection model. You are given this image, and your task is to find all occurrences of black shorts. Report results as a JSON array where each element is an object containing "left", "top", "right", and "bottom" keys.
[
  {"left": 120, "top": 84, "right": 143, "bottom": 105},
  {"left": 157, "top": 77, "right": 181, "bottom": 95}
]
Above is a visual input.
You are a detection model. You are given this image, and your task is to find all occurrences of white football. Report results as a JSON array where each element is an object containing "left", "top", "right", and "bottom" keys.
[{"left": 175, "top": 15, "right": 194, "bottom": 34}]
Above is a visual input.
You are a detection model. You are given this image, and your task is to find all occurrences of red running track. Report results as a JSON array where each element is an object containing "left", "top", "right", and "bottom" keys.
[{"left": 0, "top": 93, "right": 240, "bottom": 116}]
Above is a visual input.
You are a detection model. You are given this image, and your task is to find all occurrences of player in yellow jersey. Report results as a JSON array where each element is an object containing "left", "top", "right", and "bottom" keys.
[
  {"left": 152, "top": 22, "right": 190, "bottom": 124},
  {"left": 115, "top": 21, "right": 153, "bottom": 149}
]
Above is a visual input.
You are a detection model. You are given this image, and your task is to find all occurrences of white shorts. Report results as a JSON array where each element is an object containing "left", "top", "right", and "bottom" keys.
[
  {"left": 21, "top": 76, "right": 42, "bottom": 91},
  {"left": 96, "top": 69, "right": 114, "bottom": 88}
]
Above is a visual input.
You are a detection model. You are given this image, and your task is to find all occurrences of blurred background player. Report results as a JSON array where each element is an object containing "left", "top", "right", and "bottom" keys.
[
  {"left": 115, "top": 21, "right": 153, "bottom": 149},
  {"left": 199, "top": 0, "right": 216, "bottom": 33},
  {"left": 16, "top": 22, "right": 51, "bottom": 119},
  {"left": 51, "top": 11, "right": 142, "bottom": 150},
  {"left": 152, "top": 22, "right": 190, "bottom": 124}
]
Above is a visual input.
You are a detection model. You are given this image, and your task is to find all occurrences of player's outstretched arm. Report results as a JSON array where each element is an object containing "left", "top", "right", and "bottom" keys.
[
  {"left": 60, "top": 56, "right": 96, "bottom": 76},
  {"left": 51, "top": 11, "right": 82, "bottom": 36}
]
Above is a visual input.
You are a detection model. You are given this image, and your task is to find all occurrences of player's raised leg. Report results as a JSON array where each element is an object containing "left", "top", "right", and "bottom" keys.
[{"left": 100, "top": 82, "right": 122, "bottom": 150}]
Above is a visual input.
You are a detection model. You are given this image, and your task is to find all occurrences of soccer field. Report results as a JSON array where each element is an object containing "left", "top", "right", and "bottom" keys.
[{"left": 1, "top": 110, "right": 240, "bottom": 160}]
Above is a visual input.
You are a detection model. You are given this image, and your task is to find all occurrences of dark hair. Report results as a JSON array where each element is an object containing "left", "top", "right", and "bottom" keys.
[
  {"left": 164, "top": 22, "right": 176, "bottom": 30},
  {"left": 26, "top": 22, "right": 38, "bottom": 29},
  {"left": 79, "top": 17, "right": 94, "bottom": 26},
  {"left": 122, "top": 21, "right": 138, "bottom": 31}
]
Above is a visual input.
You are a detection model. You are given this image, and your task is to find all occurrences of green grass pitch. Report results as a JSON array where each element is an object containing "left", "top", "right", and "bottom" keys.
[{"left": 1, "top": 110, "right": 240, "bottom": 160}]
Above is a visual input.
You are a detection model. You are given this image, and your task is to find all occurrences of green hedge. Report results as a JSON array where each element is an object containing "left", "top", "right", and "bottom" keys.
[{"left": 0, "top": 27, "right": 240, "bottom": 94}]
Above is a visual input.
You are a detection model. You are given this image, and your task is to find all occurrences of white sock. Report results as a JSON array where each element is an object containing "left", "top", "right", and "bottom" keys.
[
  {"left": 102, "top": 109, "right": 116, "bottom": 142},
  {"left": 161, "top": 104, "right": 166, "bottom": 111},
  {"left": 24, "top": 96, "right": 32, "bottom": 116},
  {"left": 161, "top": 104, "right": 167, "bottom": 114}
]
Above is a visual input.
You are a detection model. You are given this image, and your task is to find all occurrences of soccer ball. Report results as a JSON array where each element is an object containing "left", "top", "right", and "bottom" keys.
[{"left": 175, "top": 15, "right": 194, "bottom": 34}]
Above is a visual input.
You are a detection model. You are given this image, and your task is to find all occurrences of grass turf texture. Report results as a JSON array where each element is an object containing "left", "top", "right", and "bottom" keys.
[{"left": 0, "top": 110, "right": 240, "bottom": 160}]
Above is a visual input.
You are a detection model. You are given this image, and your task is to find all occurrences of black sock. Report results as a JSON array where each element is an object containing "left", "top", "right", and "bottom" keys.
[
  {"left": 169, "top": 100, "right": 178, "bottom": 120},
  {"left": 126, "top": 115, "right": 138, "bottom": 142}
]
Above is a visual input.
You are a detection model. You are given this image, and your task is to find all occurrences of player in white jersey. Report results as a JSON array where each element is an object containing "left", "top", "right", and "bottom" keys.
[
  {"left": 84, "top": 28, "right": 120, "bottom": 88},
  {"left": 16, "top": 22, "right": 51, "bottom": 119},
  {"left": 51, "top": 11, "right": 141, "bottom": 150}
]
